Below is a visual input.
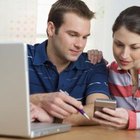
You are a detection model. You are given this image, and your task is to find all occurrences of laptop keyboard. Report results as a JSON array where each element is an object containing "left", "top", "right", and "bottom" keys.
[{"left": 31, "top": 122, "right": 60, "bottom": 130}]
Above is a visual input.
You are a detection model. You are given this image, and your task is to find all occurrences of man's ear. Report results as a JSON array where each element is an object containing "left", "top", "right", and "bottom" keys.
[{"left": 47, "top": 21, "right": 55, "bottom": 37}]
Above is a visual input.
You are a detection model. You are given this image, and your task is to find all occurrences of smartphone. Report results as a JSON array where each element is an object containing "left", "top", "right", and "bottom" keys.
[{"left": 93, "top": 98, "right": 117, "bottom": 117}]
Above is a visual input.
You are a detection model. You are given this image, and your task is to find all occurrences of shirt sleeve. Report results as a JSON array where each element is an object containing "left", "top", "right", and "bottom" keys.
[
  {"left": 86, "top": 61, "right": 110, "bottom": 97},
  {"left": 128, "top": 110, "right": 140, "bottom": 129}
]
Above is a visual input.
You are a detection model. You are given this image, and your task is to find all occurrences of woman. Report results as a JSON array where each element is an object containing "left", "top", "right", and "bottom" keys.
[{"left": 88, "top": 6, "right": 140, "bottom": 130}]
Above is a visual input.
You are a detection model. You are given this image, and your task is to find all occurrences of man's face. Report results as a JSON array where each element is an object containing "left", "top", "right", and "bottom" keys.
[{"left": 48, "top": 12, "right": 91, "bottom": 62}]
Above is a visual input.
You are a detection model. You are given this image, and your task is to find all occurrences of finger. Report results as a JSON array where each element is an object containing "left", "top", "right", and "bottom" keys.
[
  {"left": 42, "top": 102, "right": 71, "bottom": 119},
  {"left": 41, "top": 92, "right": 81, "bottom": 118},
  {"left": 95, "top": 109, "right": 126, "bottom": 127},
  {"left": 94, "top": 111, "right": 115, "bottom": 122},
  {"left": 93, "top": 49, "right": 99, "bottom": 54},
  {"left": 30, "top": 103, "right": 36, "bottom": 112},
  {"left": 102, "top": 108, "right": 124, "bottom": 118},
  {"left": 58, "top": 92, "right": 83, "bottom": 110},
  {"left": 90, "top": 50, "right": 102, "bottom": 64},
  {"left": 88, "top": 50, "right": 97, "bottom": 64},
  {"left": 102, "top": 108, "right": 116, "bottom": 116},
  {"left": 35, "top": 106, "right": 54, "bottom": 122},
  {"left": 31, "top": 112, "right": 36, "bottom": 122},
  {"left": 93, "top": 110, "right": 128, "bottom": 129},
  {"left": 89, "top": 51, "right": 98, "bottom": 64},
  {"left": 97, "top": 51, "right": 103, "bottom": 63},
  {"left": 87, "top": 50, "right": 92, "bottom": 62},
  {"left": 53, "top": 96, "right": 78, "bottom": 114},
  {"left": 92, "top": 55, "right": 98, "bottom": 64},
  {"left": 93, "top": 117, "right": 123, "bottom": 129}
]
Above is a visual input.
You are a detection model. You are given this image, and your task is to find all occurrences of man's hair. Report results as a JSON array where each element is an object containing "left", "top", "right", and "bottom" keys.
[
  {"left": 112, "top": 6, "right": 140, "bottom": 35},
  {"left": 47, "top": 0, "right": 95, "bottom": 34}
]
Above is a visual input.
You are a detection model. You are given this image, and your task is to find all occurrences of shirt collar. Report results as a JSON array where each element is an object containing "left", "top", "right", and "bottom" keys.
[
  {"left": 116, "top": 62, "right": 140, "bottom": 74},
  {"left": 33, "top": 40, "right": 91, "bottom": 70},
  {"left": 33, "top": 40, "right": 49, "bottom": 65},
  {"left": 67, "top": 53, "right": 92, "bottom": 70}
]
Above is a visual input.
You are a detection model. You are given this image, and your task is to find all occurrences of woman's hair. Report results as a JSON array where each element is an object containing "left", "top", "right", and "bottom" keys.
[
  {"left": 112, "top": 6, "right": 140, "bottom": 35},
  {"left": 47, "top": 0, "right": 95, "bottom": 34}
]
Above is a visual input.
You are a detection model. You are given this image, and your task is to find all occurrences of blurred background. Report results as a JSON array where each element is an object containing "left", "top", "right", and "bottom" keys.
[{"left": 0, "top": 0, "right": 139, "bottom": 63}]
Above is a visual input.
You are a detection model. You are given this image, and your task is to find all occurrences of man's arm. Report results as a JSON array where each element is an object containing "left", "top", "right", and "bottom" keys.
[
  {"left": 62, "top": 59, "right": 110, "bottom": 126},
  {"left": 30, "top": 92, "right": 83, "bottom": 120},
  {"left": 62, "top": 93, "right": 109, "bottom": 126},
  {"left": 30, "top": 92, "right": 109, "bottom": 126},
  {"left": 30, "top": 93, "right": 45, "bottom": 106}
]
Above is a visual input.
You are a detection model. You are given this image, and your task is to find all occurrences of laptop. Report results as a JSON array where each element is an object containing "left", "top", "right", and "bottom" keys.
[{"left": 0, "top": 42, "right": 71, "bottom": 138}]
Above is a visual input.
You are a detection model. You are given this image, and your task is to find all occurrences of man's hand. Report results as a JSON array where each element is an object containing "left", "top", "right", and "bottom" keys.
[
  {"left": 30, "top": 103, "right": 54, "bottom": 123},
  {"left": 92, "top": 108, "right": 129, "bottom": 129},
  {"left": 40, "top": 91, "right": 83, "bottom": 119}
]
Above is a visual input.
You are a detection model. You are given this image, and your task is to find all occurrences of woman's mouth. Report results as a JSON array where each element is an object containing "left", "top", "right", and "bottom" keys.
[{"left": 119, "top": 59, "right": 131, "bottom": 66}]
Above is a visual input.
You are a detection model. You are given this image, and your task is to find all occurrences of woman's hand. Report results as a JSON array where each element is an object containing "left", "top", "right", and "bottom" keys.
[
  {"left": 92, "top": 108, "right": 129, "bottom": 129},
  {"left": 87, "top": 49, "right": 108, "bottom": 65},
  {"left": 30, "top": 103, "right": 54, "bottom": 123},
  {"left": 87, "top": 49, "right": 103, "bottom": 64}
]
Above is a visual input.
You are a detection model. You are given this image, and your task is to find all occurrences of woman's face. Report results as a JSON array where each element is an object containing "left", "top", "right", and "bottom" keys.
[{"left": 113, "top": 26, "right": 140, "bottom": 70}]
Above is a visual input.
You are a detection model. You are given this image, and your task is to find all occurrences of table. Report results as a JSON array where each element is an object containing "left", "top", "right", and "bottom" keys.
[{"left": 0, "top": 126, "right": 139, "bottom": 140}]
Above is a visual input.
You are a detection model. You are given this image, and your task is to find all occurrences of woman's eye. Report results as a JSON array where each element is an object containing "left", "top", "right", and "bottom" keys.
[{"left": 116, "top": 43, "right": 124, "bottom": 47}]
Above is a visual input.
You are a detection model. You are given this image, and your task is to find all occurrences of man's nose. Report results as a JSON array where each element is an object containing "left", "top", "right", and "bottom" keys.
[{"left": 75, "top": 38, "right": 85, "bottom": 48}]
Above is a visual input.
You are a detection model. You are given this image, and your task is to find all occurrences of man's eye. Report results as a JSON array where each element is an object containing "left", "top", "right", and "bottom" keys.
[
  {"left": 70, "top": 34, "right": 75, "bottom": 36},
  {"left": 68, "top": 32, "right": 76, "bottom": 36},
  {"left": 83, "top": 36, "right": 88, "bottom": 39},
  {"left": 131, "top": 47, "right": 139, "bottom": 50}
]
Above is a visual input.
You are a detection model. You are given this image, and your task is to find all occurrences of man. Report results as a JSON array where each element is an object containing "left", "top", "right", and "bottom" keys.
[{"left": 29, "top": 0, "right": 110, "bottom": 126}]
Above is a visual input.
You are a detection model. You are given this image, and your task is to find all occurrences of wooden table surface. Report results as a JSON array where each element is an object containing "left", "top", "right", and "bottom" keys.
[{"left": 0, "top": 126, "right": 139, "bottom": 140}]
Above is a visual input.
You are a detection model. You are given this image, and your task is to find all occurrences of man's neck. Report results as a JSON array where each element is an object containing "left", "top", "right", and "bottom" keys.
[{"left": 47, "top": 44, "right": 70, "bottom": 73}]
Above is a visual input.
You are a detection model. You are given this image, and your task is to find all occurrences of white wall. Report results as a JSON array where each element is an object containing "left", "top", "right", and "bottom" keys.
[
  {"left": 100, "top": 0, "right": 140, "bottom": 63},
  {"left": 0, "top": 0, "right": 37, "bottom": 44}
]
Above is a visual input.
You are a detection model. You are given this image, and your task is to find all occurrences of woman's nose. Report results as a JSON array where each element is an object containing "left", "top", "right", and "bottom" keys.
[{"left": 120, "top": 47, "right": 130, "bottom": 59}]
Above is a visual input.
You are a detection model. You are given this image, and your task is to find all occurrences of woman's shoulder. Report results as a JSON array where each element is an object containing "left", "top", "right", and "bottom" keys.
[
  {"left": 109, "top": 61, "right": 127, "bottom": 74},
  {"left": 109, "top": 61, "right": 118, "bottom": 70}
]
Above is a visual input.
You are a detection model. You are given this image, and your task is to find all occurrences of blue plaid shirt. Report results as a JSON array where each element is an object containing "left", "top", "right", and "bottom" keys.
[{"left": 28, "top": 40, "right": 110, "bottom": 104}]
